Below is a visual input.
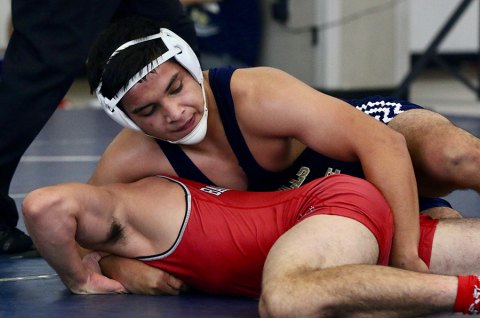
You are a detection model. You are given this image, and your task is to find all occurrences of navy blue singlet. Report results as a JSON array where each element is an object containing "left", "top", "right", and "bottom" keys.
[{"left": 156, "top": 67, "right": 451, "bottom": 211}]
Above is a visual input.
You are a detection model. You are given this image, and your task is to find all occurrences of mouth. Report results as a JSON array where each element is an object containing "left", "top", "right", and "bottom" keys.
[{"left": 174, "top": 116, "right": 196, "bottom": 135}]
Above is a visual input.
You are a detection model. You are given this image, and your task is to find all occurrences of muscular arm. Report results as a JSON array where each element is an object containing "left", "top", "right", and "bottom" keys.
[
  {"left": 22, "top": 183, "right": 127, "bottom": 294},
  {"left": 99, "top": 255, "right": 186, "bottom": 295},
  {"left": 233, "top": 67, "right": 425, "bottom": 271},
  {"left": 88, "top": 131, "right": 186, "bottom": 295}
]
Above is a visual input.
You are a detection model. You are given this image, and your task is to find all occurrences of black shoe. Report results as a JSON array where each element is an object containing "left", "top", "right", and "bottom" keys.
[{"left": 0, "top": 225, "right": 34, "bottom": 254}]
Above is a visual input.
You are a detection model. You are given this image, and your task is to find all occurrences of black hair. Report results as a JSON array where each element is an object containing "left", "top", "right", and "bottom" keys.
[{"left": 86, "top": 16, "right": 169, "bottom": 99}]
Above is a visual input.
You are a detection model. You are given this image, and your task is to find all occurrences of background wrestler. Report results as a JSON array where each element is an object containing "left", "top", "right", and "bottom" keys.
[
  {"left": 86, "top": 17, "right": 480, "bottom": 291},
  {"left": 23, "top": 175, "right": 480, "bottom": 316}
]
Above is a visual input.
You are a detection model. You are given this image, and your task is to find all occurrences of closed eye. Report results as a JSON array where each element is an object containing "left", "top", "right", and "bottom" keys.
[
  {"left": 169, "top": 81, "right": 183, "bottom": 95},
  {"left": 134, "top": 104, "right": 156, "bottom": 117}
]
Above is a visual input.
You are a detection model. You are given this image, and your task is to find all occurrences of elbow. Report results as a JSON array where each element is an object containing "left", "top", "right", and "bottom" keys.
[
  {"left": 22, "top": 186, "right": 76, "bottom": 230},
  {"left": 23, "top": 187, "right": 58, "bottom": 223}
]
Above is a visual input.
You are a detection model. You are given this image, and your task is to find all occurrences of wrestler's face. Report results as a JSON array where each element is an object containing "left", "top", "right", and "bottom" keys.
[{"left": 120, "top": 60, "right": 205, "bottom": 141}]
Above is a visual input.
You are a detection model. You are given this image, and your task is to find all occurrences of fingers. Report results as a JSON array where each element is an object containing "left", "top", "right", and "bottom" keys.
[
  {"left": 110, "top": 280, "right": 129, "bottom": 294},
  {"left": 97, "top": 255, "right": 187, "bottom": 296},
  {"left": 103, "top": 275, "right": 128, "bottom": 294},
  {"left": 154, "top": 273, "right": 181, "bottom": 295},
  {"left": 167, "top": 273, "right": 185, "bottom": 291},
  {"left": 145, "top": 271, "right": 186, "bottom": 296}
]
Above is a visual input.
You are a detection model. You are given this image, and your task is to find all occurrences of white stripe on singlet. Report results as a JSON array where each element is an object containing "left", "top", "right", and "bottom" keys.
[{"left": 136, "top": 176, "right": 192, "bottom": 261}]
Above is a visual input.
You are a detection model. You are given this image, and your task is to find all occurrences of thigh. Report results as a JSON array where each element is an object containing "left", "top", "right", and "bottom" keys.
[
  {"left": 430, "top": 218, "right": 480, "bottom": 275},
  {"left": 388, "top": 109, "right": 480, "bottom": 195},
  {"left": 389, "top": 109, "right": 479, "bottom": 158},
  {"left": 262, "top": 215, "right": 379, "bottom": 284},
  {"left": 388, "top": 109, "right": 455, "bottom": 142},
  {"left": 421, "top": 207, "right": 462, "bottom": 219}
]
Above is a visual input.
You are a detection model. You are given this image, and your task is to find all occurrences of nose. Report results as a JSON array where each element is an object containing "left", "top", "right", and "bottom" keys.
[{"left": 162, "top": 102, "right": 184, "bottom": 123}]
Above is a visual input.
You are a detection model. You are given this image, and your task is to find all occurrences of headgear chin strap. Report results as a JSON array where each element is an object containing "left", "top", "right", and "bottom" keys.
[
  {"left": 168, "top": 86, "right": 208, "bottom": 145},
  {"left": 96, "top": 28, "right": 208, "bottom": 144}
]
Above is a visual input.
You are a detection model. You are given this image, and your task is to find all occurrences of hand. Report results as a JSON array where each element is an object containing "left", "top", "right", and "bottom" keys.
[
  {"left": 389, "top": 250, "right": 429, "bottom": 273},
  {"left": 99, "top": 255, "right": 188, "bottom": 295},
  {"left": 68, "top": 252, "right": 127, "bottom": 294}
]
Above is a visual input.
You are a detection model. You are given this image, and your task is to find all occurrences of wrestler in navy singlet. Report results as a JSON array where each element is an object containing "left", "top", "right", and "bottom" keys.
[{"left": 155, "top": 67, "right": 451, "bottom": 211}]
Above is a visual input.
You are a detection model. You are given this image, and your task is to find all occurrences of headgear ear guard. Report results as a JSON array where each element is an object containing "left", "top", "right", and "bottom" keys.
[{"left": 96, "top": 28, "right": 206, "bottom": 140}]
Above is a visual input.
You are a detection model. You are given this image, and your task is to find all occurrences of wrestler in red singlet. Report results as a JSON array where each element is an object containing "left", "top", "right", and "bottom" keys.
[{"left": 137, "top": 174, "right": 437, "bottom": 298}]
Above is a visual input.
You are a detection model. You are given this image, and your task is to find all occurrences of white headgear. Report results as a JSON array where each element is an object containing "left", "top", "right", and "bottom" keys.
[{"left": 96, "top": 28, "right": 208, "bottom": 145}]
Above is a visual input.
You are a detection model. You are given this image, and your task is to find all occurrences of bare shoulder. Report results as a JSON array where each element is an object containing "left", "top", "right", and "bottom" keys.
[
  {"left": 229, "top": 67, "right": 287, "bottom": 125},
  {"left": 228, "top": 67, "right": 329, "bottom": 137},
  {"left": 89, "top": 129, "right": 175, "bottom": 185},
  {"left": 230, "top": 67, "right": 295, "bottom": 94}
]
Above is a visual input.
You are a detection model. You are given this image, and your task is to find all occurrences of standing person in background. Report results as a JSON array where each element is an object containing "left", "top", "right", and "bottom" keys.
[
  {"left": 0, "top": 0, "right": 198, "bottom": 255},
  {"left": 180, "top": 0, "right": 262, "bottom": 68}
]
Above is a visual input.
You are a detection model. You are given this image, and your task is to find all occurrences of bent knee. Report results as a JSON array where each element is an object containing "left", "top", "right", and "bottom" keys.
[
  {"left": 259, "top": 283, "right": 300, "bottom": 318},
  {"left": 259, "top": 278, "right": 331, "bottom": 318},
  {"left": 438, "top": 145, "right": 478, "bottom": 171},
  {"left": 412, "top": 127, "right": 480, "bottom": 183}
]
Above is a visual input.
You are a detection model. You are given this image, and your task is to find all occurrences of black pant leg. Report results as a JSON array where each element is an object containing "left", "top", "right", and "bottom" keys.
[
  {"left": 0, "top": 0, "right": 122, "bottom": 226},
  {"left": 0, "top": 0, "right": 196, "bottom": 227}
]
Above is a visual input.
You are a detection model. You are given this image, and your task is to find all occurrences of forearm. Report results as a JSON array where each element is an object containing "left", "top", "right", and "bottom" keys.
[
  {"left": 100, "top": 255, "right": 186, "bottom": 295},
  {"left": 360, "top": 135, "right": 423, "bottom": 268},
  {"left": 367, "top": 162, "right": 420, "bottom": 254},
  {"left": 36, "top": 234, "right": 89, "bottom": 291},
  {"left": 22, "top": 189, "right": 89, "bottom": 291}
]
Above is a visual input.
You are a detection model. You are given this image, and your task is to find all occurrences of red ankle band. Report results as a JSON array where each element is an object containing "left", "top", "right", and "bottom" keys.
[{"left": 455, "top": 275, "right": 480, "bottom": 314}]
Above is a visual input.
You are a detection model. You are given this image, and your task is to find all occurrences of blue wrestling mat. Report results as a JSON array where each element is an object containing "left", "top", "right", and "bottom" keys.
[{"left": 0, "top": 256, "right": 257, "bottom": 317}]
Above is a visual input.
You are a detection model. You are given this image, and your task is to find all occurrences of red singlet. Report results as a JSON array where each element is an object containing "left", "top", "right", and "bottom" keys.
[{"left": 138, "top": 174, "right": 436, "bottom": 298}]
